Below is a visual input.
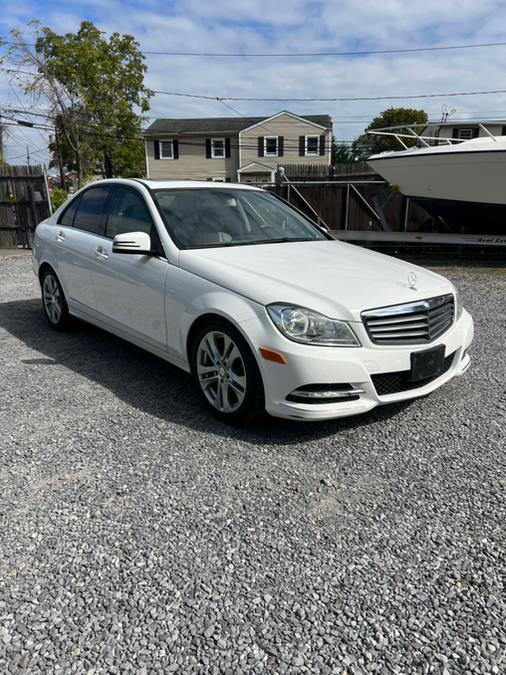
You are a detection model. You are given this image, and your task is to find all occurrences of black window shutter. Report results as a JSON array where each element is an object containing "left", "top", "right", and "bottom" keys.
[
  {"left": 205, "top": 138, "right": 212, "bottom": 158},
  {"left": 173, "top": 139, "right": 179, "bottom": 159},
  {"left": 278, "top": 136, "right": 284, "bottom": 157},
  {"left": 154, "top": 140, "right": 160, "bottom": 160},
  {"left": 472, "top": 128, "right": 479, "bottom": 138},
  {"left": 451, "top": 128, "right": 459, "bottom": 139},
  {"left": 319, "top": 135, "right": 326, "bottom": 155},
  {"left": 225, "top": 138, "right": 231, "bottom": 158},
  {"left": 299, "top": 136, "right": 305, "bottom": 156},
  {"left": 258, "top": 137, "right": 264, "bottom": 157}
]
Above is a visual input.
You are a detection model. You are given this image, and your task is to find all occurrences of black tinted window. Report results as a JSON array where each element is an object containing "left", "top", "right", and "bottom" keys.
[
  {"left": 106, "top": 187, "right": 154, "bottom": 239},
  {"left": 74, "top": 186, "right": 109, "bottom": 234},
  {"left": 58, "top": 195, "right": 80, "bottom": 227}
]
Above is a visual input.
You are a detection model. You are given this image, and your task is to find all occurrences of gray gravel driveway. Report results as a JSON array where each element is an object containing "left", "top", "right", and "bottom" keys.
[{"left": 0, "top": 257, "right": 504, "bottom": 674}]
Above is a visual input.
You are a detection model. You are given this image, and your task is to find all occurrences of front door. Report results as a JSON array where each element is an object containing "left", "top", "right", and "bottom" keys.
[{"left": 91, "top": 185, "right": 168, "bottom": 350}]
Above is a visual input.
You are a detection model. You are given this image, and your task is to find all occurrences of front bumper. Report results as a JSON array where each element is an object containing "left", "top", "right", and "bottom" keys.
[{"left": 243, "top": 309, "right": 474, "bottom": 421}]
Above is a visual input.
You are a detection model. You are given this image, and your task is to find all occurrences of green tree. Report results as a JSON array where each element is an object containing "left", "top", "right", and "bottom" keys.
[
  {"left": 352, "top": 107, "right": 428, "bottom": 158},
  {"left": 50, "top": 187, "right": 69, "bottom": 211},
  {"left": 331, "top": 137, "right": 356, "bottom": 164},
  {"left": 3, "top": 21, "right": 152, "bottom": 185}
]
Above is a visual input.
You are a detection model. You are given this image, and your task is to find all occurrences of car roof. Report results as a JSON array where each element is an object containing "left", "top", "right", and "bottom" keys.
[{"left": 93, "top": 178, "right": 265, "bottom": 192}]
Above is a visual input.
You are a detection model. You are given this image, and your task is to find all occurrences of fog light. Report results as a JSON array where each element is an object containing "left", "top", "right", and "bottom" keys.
[{"left": 286, "top": 383, "right": 364, "bottom": 404}]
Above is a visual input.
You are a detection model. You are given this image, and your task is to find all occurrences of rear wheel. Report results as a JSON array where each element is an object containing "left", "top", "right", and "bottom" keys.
[
  {"left": 41, "top": 268, "right": 71, "bottom": 330},
  {"left": 191, "top": 321, "right": 265, "bottom": 423}
]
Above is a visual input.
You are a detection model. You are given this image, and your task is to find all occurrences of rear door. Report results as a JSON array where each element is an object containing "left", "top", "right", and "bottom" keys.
[
  {"left": 91, "top": 185, "right": 168, "bottom": 350},
  {"left": 55, "top": 185, "right": 111, "bottom": 312}
]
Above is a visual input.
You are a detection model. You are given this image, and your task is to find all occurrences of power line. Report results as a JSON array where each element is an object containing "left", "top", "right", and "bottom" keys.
[
  {"left": 3, "top": 145, "right": 48, "bottom": 162},
  {"left": 4, "top": 39, "right": 506, "bottom": 58},
  {"left": 7, "top": 104, "right": 506, "bottom": 123},
  {"left": 0, "top": 117, "right": 356, "bottom": 148},
  {"left": 154, "top": 89, "right": 506, "bottom": 102}
]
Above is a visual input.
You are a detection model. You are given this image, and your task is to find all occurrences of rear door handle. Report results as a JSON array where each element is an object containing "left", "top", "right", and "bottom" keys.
[
  {"left": 56, "top": 230, "right": 65, "bottom": 242},
  {"left": 95, "top": 246, "right": 109, "bottom": 260}
]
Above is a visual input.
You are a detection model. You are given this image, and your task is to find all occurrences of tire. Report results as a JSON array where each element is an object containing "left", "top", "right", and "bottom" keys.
[
  {"left": 41, "top": 267, "right": 72, "bottom": 331},
  {"left": 190, "top": 320, "right": 265, "bottom": 423}
]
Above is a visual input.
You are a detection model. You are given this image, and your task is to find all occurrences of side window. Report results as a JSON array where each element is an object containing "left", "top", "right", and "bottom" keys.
[
  {"left": 74, "top": 186, "right": 110, "bottom": 235},
  {"left": 106, "top": 187, "right": 155, "bottom": 239},
  {"left": 58, "top": 195, "right": 81, "bottom": 227}
]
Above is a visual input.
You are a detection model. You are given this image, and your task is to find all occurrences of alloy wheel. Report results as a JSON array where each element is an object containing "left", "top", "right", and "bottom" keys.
[
  {"left": 196, "top": 330, "right": 247, "bottom": 413},
  {"left": 43, "top": 274, "right": 62, "bottom": 325}
]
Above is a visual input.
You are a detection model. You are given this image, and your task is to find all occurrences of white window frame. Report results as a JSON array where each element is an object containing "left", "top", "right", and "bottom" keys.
[
  {"left": 458, "top": 128, "right": 474, "bottom": 140},
  {"left": 264, "top": 136, "right": 278, "bottom": 157},
  {"left": 211, "top": 138, "right": 226, "bottom": 159},
  {"left": 305, "top": 135, "right": 320, "bottom": 156},
  {"left": 159, "top": 140, "right": 174, "bottom": 160}
]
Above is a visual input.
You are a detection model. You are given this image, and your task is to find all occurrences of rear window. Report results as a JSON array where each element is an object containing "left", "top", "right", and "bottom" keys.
[
  {"left": 74, "top": 186, "right": 110, "bottom": 235},
  {"left": 58, "top": 195, "right": 80, "bottom": 227}
]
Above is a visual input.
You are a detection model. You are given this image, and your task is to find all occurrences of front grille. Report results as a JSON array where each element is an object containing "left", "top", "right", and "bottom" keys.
[
  {"left": 372, "top": 352, "right": 455, "bottom": 396},
  {"left": 362, "top": 294, "right": 454, "bottom": 345}
]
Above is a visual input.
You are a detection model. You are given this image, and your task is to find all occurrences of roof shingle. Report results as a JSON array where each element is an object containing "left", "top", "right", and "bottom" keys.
[{"left": 144, "top": 112, "right": 332, "bottom": 136}]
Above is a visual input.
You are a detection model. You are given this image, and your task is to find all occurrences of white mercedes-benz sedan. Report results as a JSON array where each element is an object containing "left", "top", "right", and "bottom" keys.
[{"left": 32, "top": 178, "right": 473, "bottom": 422}]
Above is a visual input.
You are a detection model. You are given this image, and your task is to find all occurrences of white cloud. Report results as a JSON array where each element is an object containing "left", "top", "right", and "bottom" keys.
[{"left": 2, "top": 0, "right": 506, "bottom": 165}]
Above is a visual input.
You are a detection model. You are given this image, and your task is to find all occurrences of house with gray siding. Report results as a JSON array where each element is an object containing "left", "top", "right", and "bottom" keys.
[
  {"left": 143, "top": 111, "right": 332, "bottom": 183},
  {"left": 424, "top": 119, "right": 506, "bottom": 142}
]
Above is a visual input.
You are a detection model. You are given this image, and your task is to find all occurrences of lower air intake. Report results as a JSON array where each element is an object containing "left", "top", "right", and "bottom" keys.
[{"left": 372, "top": 352, "right": 455, "bottom": 396}]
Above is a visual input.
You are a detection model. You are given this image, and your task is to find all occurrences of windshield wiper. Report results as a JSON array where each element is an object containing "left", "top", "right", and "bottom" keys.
[
  {"left": 252, "top": 237, "right": 318, "bottom": 245},
  {"left": 184, "top": 237, "right": 320, "bottom": 250}
]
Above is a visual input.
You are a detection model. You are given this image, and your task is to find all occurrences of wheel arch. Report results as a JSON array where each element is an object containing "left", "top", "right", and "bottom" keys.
[
  {"left": 186, "top": 312, "right": 243, "bottom": 366},
  {"left": 38, "top": 261, "right": 56, "bottom": 286}
]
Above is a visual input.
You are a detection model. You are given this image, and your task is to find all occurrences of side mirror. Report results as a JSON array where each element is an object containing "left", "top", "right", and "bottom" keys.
[{"left": 112, "top": 231, "right": 152, "bottom": 255}]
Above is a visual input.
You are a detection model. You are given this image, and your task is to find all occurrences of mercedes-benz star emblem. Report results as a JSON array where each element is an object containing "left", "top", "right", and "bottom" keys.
[{"left": 407, "top": 272, "right": 417, "bottom": 289}]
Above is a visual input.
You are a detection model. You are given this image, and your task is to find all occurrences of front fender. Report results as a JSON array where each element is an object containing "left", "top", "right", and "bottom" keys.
[{"left": 177, "top": 289, "right": 265, "bottom": 368}]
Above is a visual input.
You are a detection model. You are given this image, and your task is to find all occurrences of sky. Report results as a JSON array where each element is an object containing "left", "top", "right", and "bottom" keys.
[{"left": 1, "top": 0, "right": 506, "bottom": 168}]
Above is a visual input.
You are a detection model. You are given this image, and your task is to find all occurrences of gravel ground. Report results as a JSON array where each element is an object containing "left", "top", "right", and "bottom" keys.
[{"left": 0, "top": 257, "right": 504, "bottom": 674}]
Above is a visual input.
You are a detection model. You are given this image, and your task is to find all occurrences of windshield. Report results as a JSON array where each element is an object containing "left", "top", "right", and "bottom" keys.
[{"left": 152, "top": 188, "right": 327, "bottom": 249}]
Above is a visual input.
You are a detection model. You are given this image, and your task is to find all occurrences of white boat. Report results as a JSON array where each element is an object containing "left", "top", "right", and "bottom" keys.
[{"left": 367, "top": 127, "right": 506, "bottom": 232}]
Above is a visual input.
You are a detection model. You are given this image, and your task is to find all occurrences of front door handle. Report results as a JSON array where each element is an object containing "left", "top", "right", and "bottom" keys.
[
  {"left": 95, "top": 246, "right": 109, "bottom": 260},
  {"left": 56, "top": 230, "right": 65, "bottom": 242}
]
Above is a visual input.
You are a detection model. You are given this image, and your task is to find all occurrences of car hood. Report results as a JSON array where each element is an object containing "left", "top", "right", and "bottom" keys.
[{"left": 179, "top": 240, "right": 453, "bottom": 322}]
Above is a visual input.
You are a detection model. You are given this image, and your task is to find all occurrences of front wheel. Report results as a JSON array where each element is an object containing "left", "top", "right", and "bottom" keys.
[{"left": 191, "top": 321, "right": 265, "bottom": 423}]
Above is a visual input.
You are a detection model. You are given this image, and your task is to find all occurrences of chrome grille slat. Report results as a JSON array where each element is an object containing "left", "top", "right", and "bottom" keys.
[
  {"left": 430, "top": 314, "right": 453, "bottom": 332},
  {"left": 362, "top": 294, "right": 454, "bottom": 345},
  {"left": 373, "top": 323, "right": 428, "bottom": 333},
  {"left": 429, "top": 304, "right": 453, "bottom": 320},
  {"left": 367, "top": 314, "right": 428, "bottom": 326}
]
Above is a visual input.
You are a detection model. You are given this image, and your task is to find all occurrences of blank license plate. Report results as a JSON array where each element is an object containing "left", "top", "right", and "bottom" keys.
[{"left": 409, "top": 345, "right": 446, "bottom": 382}]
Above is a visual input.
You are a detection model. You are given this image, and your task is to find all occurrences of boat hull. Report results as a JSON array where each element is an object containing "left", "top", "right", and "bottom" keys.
[
  {"left": 368, "top": 147, "right": 506, "bottom": 233},
  {"left": 368, "top": 148, "right": 506, "bottom": 205}
]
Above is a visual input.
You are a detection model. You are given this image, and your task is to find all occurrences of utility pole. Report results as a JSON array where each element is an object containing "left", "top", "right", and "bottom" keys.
[
  {"left": 0, "top": 115, "right": 3, "bottom": 162},
  {"left": 54, "top": 125, "right": 66, "bottom": 189},
  {"left": 26, "top": 145, "right": 30, "bottom": 165}
]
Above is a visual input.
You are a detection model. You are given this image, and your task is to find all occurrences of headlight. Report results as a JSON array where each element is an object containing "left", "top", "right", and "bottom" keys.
[
  {"left": 454, "top": 288, "right": 463, "bottom": 320},
  {"left": 267, "top": 304, "right": 361, "bottom": 346}
]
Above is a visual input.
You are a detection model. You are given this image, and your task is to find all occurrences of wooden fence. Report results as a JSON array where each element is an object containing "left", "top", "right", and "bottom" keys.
[
  {"left": 0, "top": 165, "right": 51, "bottom": 248},
  {"left": 280, "top": 161, "right": 373, "bottom": 179},
  {"left": 267, "top": 180, "right": 433, "bottom": 233}
]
